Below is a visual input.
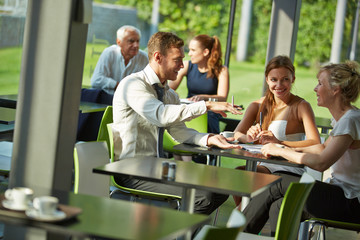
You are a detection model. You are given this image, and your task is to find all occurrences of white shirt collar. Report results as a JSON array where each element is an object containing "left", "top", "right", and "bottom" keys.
[{"left": 143, "top": 65, "right": 169, "bottom": 90}]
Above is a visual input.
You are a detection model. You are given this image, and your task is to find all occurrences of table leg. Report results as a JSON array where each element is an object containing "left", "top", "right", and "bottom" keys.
[
  {"left": 181, "top": 188, "right": 196, "bottom": 213},
  {"left": 241, "top": 197, "right": 250, "bottom": 211},
  {"left": 245, "top": 160, "right": 257, "bottom": 172},
  {"left": 206, "top": 155, "right": 219, "bottom": 166},
  {"left": 216, "top": 155, "right": 221, "bottom": 167},
  {"left": 241, "top": 160, "right": 257, "bottom": 211}
]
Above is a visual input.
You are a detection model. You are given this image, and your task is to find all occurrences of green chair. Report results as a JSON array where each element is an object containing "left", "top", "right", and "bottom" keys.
[
  {"left": 186, "top": 113, "right": 219, "bottom": 166},
  {"left": 163, "top": 113, "right": 208, "bottom": 157},
  {"left": 301, "top": 217, "right": 360, "bottom": 240},
  {"left": 96, "top": 107, "right": 182, "bottom": 207},
  {"left": 73, "top": 141, "right": 110, "bottom": 197},
  {"left": 96, "top": 105, "right": 113, "bottom": 154},
  {"left": 193, "top": 208, "right": 246, "bottom": 240},
  {"left": 106, "top": 123, "right": 182, "bottom": 206},
  {"left": 163, "top": 130, "right": 191, "bottom": 156},
  {"left": 185, "top": 113, "right": 208, "bottom": 133},
  {"left": 236, "top": 172, "right": 315, "bottom": 240}
]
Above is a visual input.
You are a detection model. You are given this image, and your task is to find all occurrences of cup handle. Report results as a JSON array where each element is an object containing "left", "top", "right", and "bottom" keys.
[
  {"left": 4, "top": 189, "right": 12, "bottom": 200},
  {"left": 33, "top": 198, "right": 39, "bottom": 209}
]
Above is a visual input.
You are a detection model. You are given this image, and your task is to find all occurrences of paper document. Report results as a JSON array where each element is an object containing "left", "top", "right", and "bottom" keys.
[
  {"left": 180, "top": 98, "right": 194, "bottom": 104},
  {"left": 238, "top": 144, "right": 263, "bottom": 154}
]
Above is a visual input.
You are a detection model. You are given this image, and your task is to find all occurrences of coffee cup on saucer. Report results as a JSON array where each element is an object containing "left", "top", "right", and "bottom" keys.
[
  {"left": 33, "top": 196, "right": 59, "bottom": 216},
  {"left": 4, "top": 187, "right": 34, "bottom": 210},
  {"left": 220, "top": 131, "right": 234, "bottom": 138}
]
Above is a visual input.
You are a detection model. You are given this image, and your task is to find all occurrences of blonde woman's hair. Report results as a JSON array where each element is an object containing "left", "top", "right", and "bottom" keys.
[{"left": 318, "top": 61, "right": 360, "bottom": 105}]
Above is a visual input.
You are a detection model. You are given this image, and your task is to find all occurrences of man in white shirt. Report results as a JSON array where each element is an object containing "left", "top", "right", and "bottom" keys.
[
  {"left": 112, "top": 31, "right": 243, "bottom": 214},
  {"left": 91, "top": 25, "right": 148, "bottom": 94}
]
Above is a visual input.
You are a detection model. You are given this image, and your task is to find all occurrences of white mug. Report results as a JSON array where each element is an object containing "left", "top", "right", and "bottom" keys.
[
  {"left": 33, "top": 196, "right": 59, "bottom": 216},
  {"left": 208, "top": 98, "right": 218, "bottom": 102},
  {"left": 220, "top": 131, "right": 234, "bottom": 138},
  {"left": 5, "top": 187, "right": 33, "bottom": 208}
]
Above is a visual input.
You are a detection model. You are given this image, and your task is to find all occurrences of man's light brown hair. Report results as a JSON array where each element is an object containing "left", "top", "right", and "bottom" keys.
[{"left": 147, "top": 32, "right": 184, "bottom": 61}]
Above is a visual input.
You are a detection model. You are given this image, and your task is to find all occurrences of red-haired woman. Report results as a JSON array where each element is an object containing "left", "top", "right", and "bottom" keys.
[{"left": 169, "top": 34, "right": 229, "bottom": 134}]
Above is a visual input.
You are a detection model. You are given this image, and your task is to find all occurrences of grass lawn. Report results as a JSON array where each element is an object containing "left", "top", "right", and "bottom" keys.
[
  {"left": 1, "top": 44, "right": 360, "bottom": 167},
  {"left": 2, "top": 45, "right": 360, "bottom": 169},
  {"left": 4, "top": 44, "right": 358, "bottom": 120}
]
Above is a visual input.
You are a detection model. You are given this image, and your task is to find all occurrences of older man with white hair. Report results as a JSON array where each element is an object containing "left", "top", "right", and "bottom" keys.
[{"left": 91, "top": 25, "right": 148, "bottom": 94}]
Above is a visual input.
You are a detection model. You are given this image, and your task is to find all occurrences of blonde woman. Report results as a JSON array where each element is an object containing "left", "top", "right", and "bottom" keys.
[{"left": 244, "top": 61, "right": 360, "bottom": 235}]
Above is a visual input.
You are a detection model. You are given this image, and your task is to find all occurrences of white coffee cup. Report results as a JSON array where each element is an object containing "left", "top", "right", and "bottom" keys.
[
  {"left": 220, "top": 131, "right": 234, "bottom": 138},
  {"left": 33, "top": 196, "right": 59, "bottom": 216},
  {"left": 5, "top": 187, "right": 33, "bottom": 208},
  {"left": 208, "top": 97, "right": 218, "bottom": 102}
]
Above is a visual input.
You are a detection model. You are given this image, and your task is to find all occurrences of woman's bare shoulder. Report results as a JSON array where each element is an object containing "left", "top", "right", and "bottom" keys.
[
  {"left": 253, "top": 97, "right": 265, "bottom": 105},
  {"left": 247, "top": 99, "right": 262, "bottom": 112}
]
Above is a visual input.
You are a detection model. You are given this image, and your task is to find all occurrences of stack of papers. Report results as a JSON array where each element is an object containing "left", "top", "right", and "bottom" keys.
[
  {"left": 180, "top": 99, "right": 194, "bottom": 104},
  {"left": 238, "top": 144, "right": 263, "bottom": 154}
]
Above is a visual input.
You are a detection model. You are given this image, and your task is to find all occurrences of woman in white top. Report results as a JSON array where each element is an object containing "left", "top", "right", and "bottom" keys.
[
  {"left": 232, "top": 56, "right": 320, "bottom": 207},
  {"left": 244, "top": 61, "right": 360, "bottom": 235}
]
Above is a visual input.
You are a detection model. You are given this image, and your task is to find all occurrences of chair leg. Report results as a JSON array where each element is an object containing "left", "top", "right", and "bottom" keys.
[
  {"left": 206, "top": 155, "right": 210, "bottom": 165},
  {"left": 109, "top": 189, "right": 119, "bottom": 198},
  {"left": 298, "top": 221, "right": 311, "bottom": 240},
  {"left": 308, "top": 221, "right": 326, "bottom": 240},
  {"left": 308, "top": 221, "right": 317, "bottom": 240},
  {"left": 319, "top": 224, "right": 326, "bottom": 240},
  {"left": 212, "top": 207, "right": 220, "bottom": 226},
  {"left": 176, "top": 199, "right": 181, "bottom": 210}
]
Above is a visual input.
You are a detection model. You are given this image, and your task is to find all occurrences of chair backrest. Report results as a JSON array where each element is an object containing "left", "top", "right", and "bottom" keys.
[
  {"left": 106, "top": 123, "right": 181, "bottom": 201},
  {"left": 73, "top": 141, "right": 110, "bottom": 197},
  {"left": 77, "top": 88, "right": 112, "bottom": 141},
  {"left": 274, "top": 172, "right": 315, "bottom": 240},
  {"left": 97, "top": 106, "right": 113, "bottom": 153},
  {"left": 107, "top": 123, "right": 115, "bottom": 163},
  {"left": 107, "top": 123, "right": 122, "bottom": 188},
  {"left": 163, "top": 113, "right": 208, "bottom": 153},
  {"left": 185, "top": 113, "right": 208, "bottom": 133},
  {"left": 163, "top": 130, "right": 180, "bottom": 153},
  {"left": 194, "top": 209, "right": 246, "bottom": 240}
]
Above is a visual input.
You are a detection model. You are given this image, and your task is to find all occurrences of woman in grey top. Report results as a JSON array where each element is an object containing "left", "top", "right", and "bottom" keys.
[{"left": 245, "top": 61, "right": 360, "bottom": 235}]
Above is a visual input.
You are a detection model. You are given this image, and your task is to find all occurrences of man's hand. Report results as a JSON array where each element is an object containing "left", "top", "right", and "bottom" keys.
[
  {"left": 205, "top": 101, "right": 243, "bottom": 117},
  {"left": 207, "top": 134, "right": 242, "bottom": 149}
]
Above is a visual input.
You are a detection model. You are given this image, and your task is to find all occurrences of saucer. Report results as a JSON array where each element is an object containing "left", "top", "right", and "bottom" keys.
[
  {"left": 2, "top": 199, "right": 30, "bottom": 211},
  {"left": 26, "top": 208, "right": 66, "bottom": 222}
]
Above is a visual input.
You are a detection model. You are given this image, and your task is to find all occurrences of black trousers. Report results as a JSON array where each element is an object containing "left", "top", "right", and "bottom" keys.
[
  {"left": 115, "top": 176, "right": 228, "bottom": 215},
  {"left": 243, "top": 172, "right": 360, "bottom": 234}
]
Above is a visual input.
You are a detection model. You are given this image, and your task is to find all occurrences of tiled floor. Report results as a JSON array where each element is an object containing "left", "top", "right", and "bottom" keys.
[{"left": 212, "top": 196, "right": 360, "bottom": 239}]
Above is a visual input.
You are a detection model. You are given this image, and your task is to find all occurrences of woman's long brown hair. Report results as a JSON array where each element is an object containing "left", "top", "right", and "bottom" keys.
[{"left": 259, "top": 55, "right": 295, "bottom": 129}]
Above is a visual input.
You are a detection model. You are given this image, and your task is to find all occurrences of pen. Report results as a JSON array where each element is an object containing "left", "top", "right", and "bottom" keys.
[
  {"left": 232, "top": 95, "right": 234, "bottom": 107},
  {"left": 259, "top": 112, "right": 263, "bottom": 129}
]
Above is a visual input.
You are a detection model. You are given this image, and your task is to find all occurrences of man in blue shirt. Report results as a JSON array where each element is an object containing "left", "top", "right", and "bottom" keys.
[{"left": 91, "top": 25, "right": 148, "bottom": 94}]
